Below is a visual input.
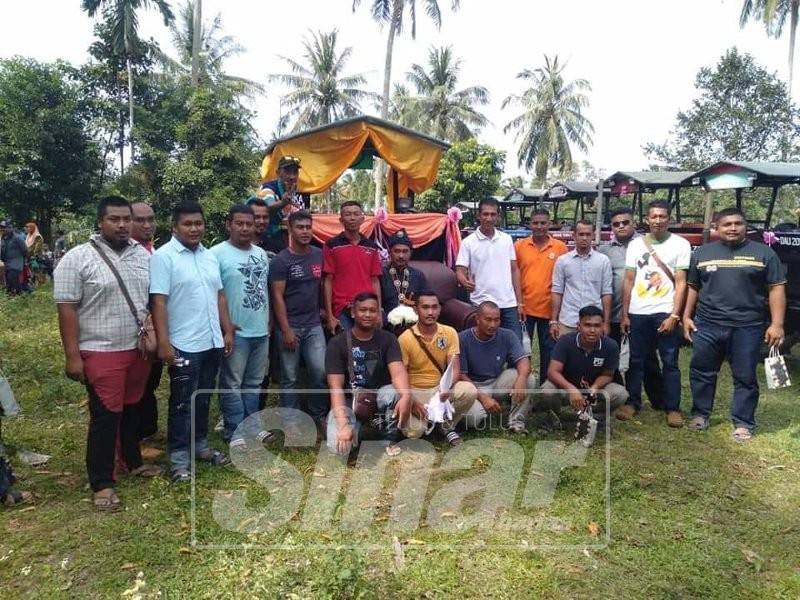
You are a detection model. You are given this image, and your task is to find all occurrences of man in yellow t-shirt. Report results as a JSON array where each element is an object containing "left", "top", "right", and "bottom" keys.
[{"left": 398, "top": 291, "right": 476, "bottom": 447}]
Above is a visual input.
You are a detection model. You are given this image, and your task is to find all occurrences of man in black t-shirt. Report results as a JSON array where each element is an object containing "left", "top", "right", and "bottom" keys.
[
  {"left": 269, "top": 211, "right": 327, "bottom": 427},
  {"left": 542, "top": 305, "right": 629, "bottom": 419},
  {"left": 325, "top": 292, "right": 419, "bottom": 456},
  {"left": 683, "top": 208, "right": 786, "bottom": 441}
]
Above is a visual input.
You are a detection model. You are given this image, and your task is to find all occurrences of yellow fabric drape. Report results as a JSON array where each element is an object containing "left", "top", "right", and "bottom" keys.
[{"left": 261, "top": 121, "right": 444, "bottom": 206}]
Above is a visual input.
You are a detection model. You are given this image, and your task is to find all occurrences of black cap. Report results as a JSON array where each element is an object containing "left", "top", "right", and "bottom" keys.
[
  {"left": 277, "top": 155, "right": 302, "bottom": 171},
  {"left": 388, "top": 229, "right": 412, "bottom": 249}
]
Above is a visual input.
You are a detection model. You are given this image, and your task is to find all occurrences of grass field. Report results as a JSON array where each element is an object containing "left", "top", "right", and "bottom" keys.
[{"left": 1, "top": 286, "right": 799, "bottom": 599}]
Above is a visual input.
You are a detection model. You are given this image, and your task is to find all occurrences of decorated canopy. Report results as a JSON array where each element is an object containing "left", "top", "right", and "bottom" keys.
[{"left": 260, "top": 116, "right": 450, "bottom": 212}]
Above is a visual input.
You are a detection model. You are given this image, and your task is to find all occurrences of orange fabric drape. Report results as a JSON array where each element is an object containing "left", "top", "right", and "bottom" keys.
[
  {"left": 310, "top": 213, "right": 461, "bottom": 264},
  {"left": 261, "top": 120, "right": 444, "bottom": 201}
]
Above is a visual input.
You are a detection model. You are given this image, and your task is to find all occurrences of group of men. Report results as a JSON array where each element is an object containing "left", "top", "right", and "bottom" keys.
[{"left": 50, "top": 156, "right": 786, "bottom": 510}]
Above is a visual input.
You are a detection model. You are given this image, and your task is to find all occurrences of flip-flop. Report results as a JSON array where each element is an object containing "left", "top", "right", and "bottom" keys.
[
  {"left": 687, "top": 416, "right": 709, "bottom": 431},
  {"left": 93, "top": 489, "right": 121, "bottom": 513},
  {"left": 129, "top": 464, "right": 163, "bottom": 478},
  {"left": 733, "top": 427, "right": 753, "bottom": 442}
]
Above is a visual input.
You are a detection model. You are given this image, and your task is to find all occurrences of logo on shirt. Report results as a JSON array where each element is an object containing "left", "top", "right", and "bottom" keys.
[
  {"left": 237, "top": 255, "right": 268, "bottom": 311},
  {"left": 435, "top": 336, "right": 447, "bottom": 350},
  {"left": 593, "top": 358, "right": 605, "bottom": 367},
  {"left": 311, "top": 264, "right": 322, "bottom": 278}
]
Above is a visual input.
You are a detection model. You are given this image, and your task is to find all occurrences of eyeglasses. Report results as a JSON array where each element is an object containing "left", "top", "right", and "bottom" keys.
[{"left": 611, "top": 219, "right": 631, "bottom": 227}]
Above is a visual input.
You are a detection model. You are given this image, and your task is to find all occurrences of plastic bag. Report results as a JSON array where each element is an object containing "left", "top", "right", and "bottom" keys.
[
  {"left": 0, "top": 371, "right": 19, "bottom": 418},
  {"left": 764, "top": 346, "right": 791, "bottom": 390},
  {"left": 618, "top": 335, "right": 630, "bottom": 374}
]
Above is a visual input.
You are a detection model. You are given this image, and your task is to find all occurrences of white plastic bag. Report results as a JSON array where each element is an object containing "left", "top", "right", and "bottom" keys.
[
  {"left": 0, "top": 370, "right": 19, "bottom": 418},
  {"left": 618, "top": 335, "right": 630, "bottom": 374},
  {"left": 765, "top": 346, "right": 792, "bottom": 390}
]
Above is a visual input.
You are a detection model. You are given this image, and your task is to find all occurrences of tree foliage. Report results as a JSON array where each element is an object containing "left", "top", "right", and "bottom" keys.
[
  {"left": 0, "top": 58, "right": 100, "bottom": 236},
  {"left": 269, "top": 30, "right": 376, "bottom": 132},
  {"left": 417, "top": 138, "right": 504, "bottom": 211},
  {"left": 502, "top": 55, "right": 593, "bottom": 185},
  {"left": 644, "top": 48, "right": 800, "bottom": 169},
  {"left": 160, "top": 86, "right": 258, "bottom": 235},
  {"left": 403, "top": 46, "right": 488, "bottom": 142}
]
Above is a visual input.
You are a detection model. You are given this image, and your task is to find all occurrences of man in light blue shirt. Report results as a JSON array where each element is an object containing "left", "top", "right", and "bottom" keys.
[
  {"left": 211, "top": 205, "right": 271, "bottom": 447},
  {"left": 550, "top": 221, "right": 613, "bottom": 339},
  {"left": 150, "top": 201, "right": 235, "bottom": 482}
]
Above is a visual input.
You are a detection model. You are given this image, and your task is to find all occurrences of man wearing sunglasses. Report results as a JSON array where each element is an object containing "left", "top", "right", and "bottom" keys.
[{"left": 599, "top": 208, "right": 664, "bottom": 409}]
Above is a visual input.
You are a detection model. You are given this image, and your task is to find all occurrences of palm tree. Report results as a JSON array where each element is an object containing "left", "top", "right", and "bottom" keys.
[
  {"left": 269, "top": 30, "right": 377, "bottom": 132},
  {"left": 155, "top": 0, "right": 264, "bottom": 96},
  {"left": 740, "top": 0, "right": 800, "bottom": 89},
  {"left": 82, "top": 0, "right": 174, "bottom": 154},
  {"left": 405, "top": 45, "right": 488, "bottom": 141},
  {"left": 502, "top": 55, "right": 594, "bottom": 185},
  {"left": 387, "top": 83, "right": 423, "bottom": 129},
  {"left": 352, "top": 0, "right": 460, "bottom": 203}
]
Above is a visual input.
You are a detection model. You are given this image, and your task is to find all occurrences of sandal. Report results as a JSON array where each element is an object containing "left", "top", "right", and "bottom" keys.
[
  {"left": 687, "top": 415, "right": 709, "bottom": 431},
  {"left": 196, "top": 449, "right": 230, "bottom": 466},
  {"left": 129, "top": 464, "right": 163, "bottom": 478},
  {"left": 385, "top": 444, "right": 403, "bottom": 457},
  {"left": 93, "top": 488, "right": 121, "bottom": 513},
  {"left": 3, "top": 489, "right": 33, "bottom": 507},
  {"left": 733, "top": 427, "right": 753, "bottom": 443},
  {"left": 171, "top": 470, "right": 191, "bottom": 484}
]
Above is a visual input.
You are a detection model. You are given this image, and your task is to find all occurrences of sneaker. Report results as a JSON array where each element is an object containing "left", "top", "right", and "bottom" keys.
[
  {"left": 687, "top": 415, "right": 709, "bottom": 431},
  {"left": 508, "top": 422, "right": 528, "bottom": 435},
  {"left": 445, "top": 430, "right": 463, "bottom": 447},
  {"left": 614, "top": 404, "right": 638, "bottom": 421},
  {"left": 666, "top": 411, "right": 685, "bottom": 428},
  {"left": 732, "top": 427, "right": 753, "bottom": 443},
  {"left": 257, "top": 430, "right": 276, "bottom": 444}
]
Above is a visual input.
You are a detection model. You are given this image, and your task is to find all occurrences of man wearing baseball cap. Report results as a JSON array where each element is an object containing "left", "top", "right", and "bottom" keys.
[{"left": 257, "top": 155, "right": 309, "bottom": 252}]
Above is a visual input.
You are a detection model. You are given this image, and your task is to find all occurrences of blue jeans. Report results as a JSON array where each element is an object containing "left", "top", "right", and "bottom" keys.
[
  {"left": 689, "top": 320, "right": 762, "bottom": 430},
  {"left": 525, "top": 316, "right": 556, "bottom": 380},
  {"left": 628, "top": 313, "right": 681, "bottom": 412},
  {"left": 167, "top": 347, "right": 221, "bottom": 472},
  {"left": 219, "top": 335, "right": 268, "bottom": 442},
  {"left": 275, "top": 326, "right": 328, "bottom": 421},
  {"left": 499, "top": 306, "right": 523, "bottom": 342},
  {"left": 326, "top": 384, "right": 402, "bottom": 455}
]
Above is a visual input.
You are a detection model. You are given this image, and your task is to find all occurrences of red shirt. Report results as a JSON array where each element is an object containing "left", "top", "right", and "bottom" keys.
[{"left": 323, "top": 232, "right": 382, "bottom": 316}]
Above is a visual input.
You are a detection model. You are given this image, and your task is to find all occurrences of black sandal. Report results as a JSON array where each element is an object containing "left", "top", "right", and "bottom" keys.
[{"left": 196, "top": 449, "right": 230, "bottom": 466}]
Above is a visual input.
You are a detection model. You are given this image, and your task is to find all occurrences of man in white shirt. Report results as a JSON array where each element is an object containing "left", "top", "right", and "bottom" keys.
[
  {"left": 618, "top": 200, "right": 691, "bottom": 427},
  {"left": 456, "top": 197, "right": 524, "bottom": 341}
]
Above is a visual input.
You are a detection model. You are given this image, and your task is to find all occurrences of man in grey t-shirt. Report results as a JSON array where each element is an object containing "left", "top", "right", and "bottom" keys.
[{"left": 1, "top": 221, "right": 27, "bottom": 295}]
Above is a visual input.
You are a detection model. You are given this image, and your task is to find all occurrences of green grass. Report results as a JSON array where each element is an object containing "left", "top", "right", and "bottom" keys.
[{"left": 1, "top": 286, "right": 799, "bottom": 599}]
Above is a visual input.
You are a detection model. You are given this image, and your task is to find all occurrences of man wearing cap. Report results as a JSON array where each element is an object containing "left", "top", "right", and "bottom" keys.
[
  {"left": 1, "top": 221, "right": 28, "bottom": 295},
  {"left": 257, "top": 156, "right": 309, "bottom": 253},
  {"left": 380, "top": 229, "right": 428, "bottom": 314}
]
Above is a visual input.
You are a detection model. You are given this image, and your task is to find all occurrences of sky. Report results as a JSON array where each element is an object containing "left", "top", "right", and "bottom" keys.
[{"left": 0, "top": 0, "right": 794, "bottom": 181}]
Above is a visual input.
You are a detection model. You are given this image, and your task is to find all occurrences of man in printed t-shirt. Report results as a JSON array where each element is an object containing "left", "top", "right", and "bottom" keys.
[
  {"left": 618, "top": 200, "right": 691, "bottom": 428},
  {"left": 683, "top": 207, "right": 786, "bottom": 442},
  {"left": 269, "top": 210, "right": 328, "bottom": 428},
  {"left": 211, "top": 205, "right": 271, "bottom": 448}
]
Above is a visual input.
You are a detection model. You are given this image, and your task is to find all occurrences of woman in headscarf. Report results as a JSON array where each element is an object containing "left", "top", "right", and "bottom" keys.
[{"left": 25, "top": 222, "right": 45, "bottom": 286}]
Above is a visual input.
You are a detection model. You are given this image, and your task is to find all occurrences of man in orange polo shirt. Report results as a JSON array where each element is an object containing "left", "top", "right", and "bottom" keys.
[{"left": 514, "top": 209, "right": 568, "bottom": 379}]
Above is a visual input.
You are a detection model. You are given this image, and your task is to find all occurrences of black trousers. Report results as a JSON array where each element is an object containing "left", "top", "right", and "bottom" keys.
[
  {"left": 610, "top": 322, "right": 665, "bottom": 409},
  {"left": 86, "top": 385, "right": 142, "bottom": 492},
  {"left": 138, "top": 361, "right": 163, "bottom": 440}
]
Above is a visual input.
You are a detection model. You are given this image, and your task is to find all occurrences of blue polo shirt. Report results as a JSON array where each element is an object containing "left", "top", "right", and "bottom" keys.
[{"left": 150, "top": 236, "right": 224, "bottom": 353}]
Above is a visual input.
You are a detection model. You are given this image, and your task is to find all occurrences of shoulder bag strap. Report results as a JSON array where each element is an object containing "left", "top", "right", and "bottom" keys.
[
  {"left": 412, "top": 331, "right": 445, "bottom": 375},
  {"left": 89, "top": 239, "right": 143, "bottom": 329},
  {"left": 642, "top": 235, "right": 675, "bottom": 285}
]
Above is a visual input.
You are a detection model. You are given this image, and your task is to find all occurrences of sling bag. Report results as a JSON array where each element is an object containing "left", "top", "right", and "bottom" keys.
[
  {"left": 89, "top": 239, "right": 156, "bottom": 358},
  {"left": 642, "top": 235, "right": 675, "bottom": 286}
]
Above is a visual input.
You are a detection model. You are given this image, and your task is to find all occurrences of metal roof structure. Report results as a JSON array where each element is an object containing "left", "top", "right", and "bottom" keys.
[
  {"left": 503, "top": 187, "right": 548, "bottom": 202},
  {"left": 547, "top": 180, "right": 611, "bottom": 199},
  {"left": 682, "top": 161, "right": 800, "bottom": 187},
  {"left": 605, "top": 170, "right": 697, "bottom": 190},
  {"left": 264, "top": 115, "right": 450, "bottom": 155}
]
